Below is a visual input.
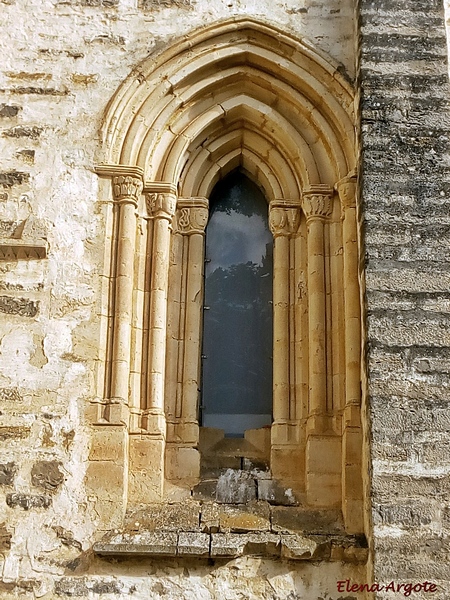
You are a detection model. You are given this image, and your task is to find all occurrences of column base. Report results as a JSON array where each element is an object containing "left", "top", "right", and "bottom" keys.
[
  {"left": 141, "top": 409, "right": 166, "bottom": 437},
  {"left": 306, "top": 434, "right": 341, "bottom": 507},
  {"left": 103, "top": 400, "right": 130, "bottom": 425},
  {"left": 128, "top": 434, "right": 165, "bottom": 502},
  {"left": 306, "top": 413, "right": 334, "bottom": 435},
  {"left": 271, "top": 420, "right": 302, "bottom": 445}
]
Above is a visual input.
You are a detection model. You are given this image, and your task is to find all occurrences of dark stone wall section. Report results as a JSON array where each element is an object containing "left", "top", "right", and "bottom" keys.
[
  {"left": 359, "top": 0, "right": 450, "bottom": 589},
  {"left": 0, "top": 296, "right": 38, "bottom": 316}
]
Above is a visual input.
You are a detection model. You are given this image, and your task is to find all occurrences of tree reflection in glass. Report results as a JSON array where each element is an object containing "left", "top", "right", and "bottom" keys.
[{"left": 201, "top": 171, "right": 273, "bottom": 437}]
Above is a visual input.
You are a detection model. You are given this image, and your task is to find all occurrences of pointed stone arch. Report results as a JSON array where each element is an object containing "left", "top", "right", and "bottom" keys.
[
  {"left": 92, "top": 18, "right": 363, "bottom": 535},
  {"left": 101, "top": 18, "right": 355, "bottom": 191}
]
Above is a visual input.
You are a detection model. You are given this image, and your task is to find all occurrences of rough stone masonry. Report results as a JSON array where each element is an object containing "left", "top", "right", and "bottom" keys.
[
  {"left": 0, "top": 0, "right": 449, "bottom": 598},
  {"left": 360, "top": 0, "right": 450, "bottom": 597}
]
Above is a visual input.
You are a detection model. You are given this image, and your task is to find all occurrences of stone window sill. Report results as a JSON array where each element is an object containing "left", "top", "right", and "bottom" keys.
[{"left": 93, "top": 501, "right": 368, "bottom": 563}]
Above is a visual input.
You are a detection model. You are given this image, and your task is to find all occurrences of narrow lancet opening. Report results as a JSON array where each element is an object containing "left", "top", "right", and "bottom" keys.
[{"left": 201, "top": 171, "right": 273, "bottom": 437}]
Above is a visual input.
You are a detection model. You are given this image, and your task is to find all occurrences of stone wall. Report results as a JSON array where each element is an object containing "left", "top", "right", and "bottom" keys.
[{"left": 360, "top": 0, "right": 450, "bottom": 597}]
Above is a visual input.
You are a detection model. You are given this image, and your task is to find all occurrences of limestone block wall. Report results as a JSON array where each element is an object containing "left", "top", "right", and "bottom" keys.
[{"left": 360, "top": 0, "right": 450, "bottom": 597}]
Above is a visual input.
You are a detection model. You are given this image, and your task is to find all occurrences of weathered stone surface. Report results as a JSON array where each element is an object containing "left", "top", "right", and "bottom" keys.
[
  {"left": 53, "top": 526, "right": 83, "bottom": 551},
  {"left": 210, "top": 532, "right": 281, "bottom": 558},
  {"left": 0, "top": 425, "right": 30, "bottom": 441},
  {"left": 257, "top": 479, "right": 298, "bottom": 506},
  {"left": 2, "top": 125, "right": 42, "bottom": 139},
  {"left": 0, "top": 104, "right": 21, "bottom": 117},
  {"left": 177, "top": 532, "right": 210, "bottom": 556},
  {"left": 209, "top": 533, "right": 250, "bottom": 557},
  {"left": 16, "top": 149, "right": 35, "bottom": 163},
  {"left": 200, "top": 502, "right": 220, "bottom": 532},
  {"left": 1, "top": 86, "right": 68, "bottom": 95},
  {"left": 31, "top": 461, "right": 64, "bottom": 491},
  {"left": 0, "top": 581, "right": 38, "bottom": 594},
  {"left": 125, "top": 501, "right": 201, "bottom": 532},
  {"left": 0, "top": 295, "right": 38, "bottom": 317},
  {"left": 0, "top": 462, "right": 17, "bottom": 485},
  {"left": 141, "top": 0, "right": 191, "bottom": 7},
  {"left": 58, "top": 0, "right": 118, "bottom": 5},
  {"left": 192, "top": 479, "right": 219, "bottom": 500},
  {"left": 55, "top": 577, "right": 124, "bottom": 596},
  {"left": 280, "top": 534, "right": 328, "bottom": 561},
  {"left": 361, "top": 0, "right": 450, "bottom": 588},
  {"left": 6, "top": 493, "right": 52, "bottom": 510},
  {"left": 94, "top": 531, "right": 178, "bottom": 556},
  {"left": 271, "top": 507, "right": 344, "bottom": 534},
  {"left": 215, "top": 469, "right": 257, "bottom": 503},
  {"left": 0, "top": 523, "right": 12, "bottom": 550},
  {"left": 219, "top": 502, "right": 270, "bottom": 533},
  {"left": 0, "top": 171, "right": 30, "bottom": 187}
]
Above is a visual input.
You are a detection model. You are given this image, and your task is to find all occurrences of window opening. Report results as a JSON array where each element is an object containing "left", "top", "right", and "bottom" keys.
[{"left": 201, "top": 171, "right": 273, "bottom": 437}]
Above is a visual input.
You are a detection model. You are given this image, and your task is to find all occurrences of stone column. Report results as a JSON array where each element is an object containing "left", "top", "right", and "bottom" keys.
[
  {"left": 302, "top": 185, "right": 341, "bottom": 507},
  {"left": 143, "top": 190, "right": 176, "bottom": 434},
  {"left": 89, "top": 164, "right": 143, "bottom": 526},
  {"left": 165, "top": 199, "right": 208, "bottom": 485},
  {"left": 128, "top": 184, "right": 176, "bottom": 503},
  {"left": 177, "top": 200, "right": 208, "bottom": 430},
  {"left": 269, "top": 200, "right": 301, "bottom": 483},
  {"left": 336, "top": 175, "right": 361, "bottom": 425},
  {"left": 337, "top": 173, "right": 363, "bottom": 533},
  {"left": 302, "top": 186, "right": 333, "bottom": 432},
  {"left": 95, "top": 166, "right": 143, "bottom": 424}
]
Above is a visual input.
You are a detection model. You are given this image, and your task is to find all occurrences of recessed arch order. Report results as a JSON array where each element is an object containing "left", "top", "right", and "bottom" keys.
[
  {"left": 92, "top": 18, "right": 363, "bottom": 528},
  {"left": 100, "top": 17, "right": 356, "bottom": 200}
]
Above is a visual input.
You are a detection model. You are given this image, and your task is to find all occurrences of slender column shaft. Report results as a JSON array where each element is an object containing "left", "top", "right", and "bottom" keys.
[
  {"left": 109, "top": 174, "right": 142, "bottom": 414},
  {"left": 179, "top": 201, "right": 208, "bottom": 422},
  {"left": 329, "top": 218, "right": 345, "bottom": 413},
  {"left": 129, "top": 215, "right": 147, "bottom": 429},
  {"left": 302, "top": 187, "right": 333, "bottom": 430},
  {"left": 337, "top": 176, "right": 361, "bottom": 423},
  {"left": 273, "top": 234, "right": 290, "bottom": 421},
  {"left": 164, "top": 230, "right": 183, "bottom": 422},
  {"left": 294, "top": 224, "right": 308, "bottom": 421},
  {"left": 308, "top": 218, "right": 327, "bottom": 414},
  {"left": 145, "top": 192, "right": 176, "bottom": 429},
  {"left": 269, "top": 201, "right": 301, "bottom": 425}
]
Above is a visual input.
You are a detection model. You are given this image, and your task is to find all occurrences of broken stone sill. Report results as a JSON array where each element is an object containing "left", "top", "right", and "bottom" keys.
[
  {"left": 93, "top": 530, "right": 368, "bottom": 562},
  {"left": 93, "top": 501, "right": 368, "bottom": 563}
]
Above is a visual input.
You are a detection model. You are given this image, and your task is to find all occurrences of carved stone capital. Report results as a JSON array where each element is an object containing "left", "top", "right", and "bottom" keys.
[
  {"left": 95, "top": 164, "right": 144, "bottom": 206},
  {"left": 175, "top": 199, "right": 209, "bottom": 235},
  {"left": 336, "top": 175, "right": 357, "bottom": 212},
  {"left": 112, "top": 175, "right": 143, "bottom": 205},
  {"left": 269, "top": 200, "right": 301, "bottom": 237},
  {"left": 302, "top": 186, "right": 334, "bottom": 221},
  {"left": 145, "top": 192, "right": 177, "bottom": 221}
]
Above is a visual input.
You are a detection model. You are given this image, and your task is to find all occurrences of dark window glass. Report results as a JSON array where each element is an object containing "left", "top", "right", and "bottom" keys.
[{"left": 201, "top": 172, "right": 273, "bottom": 437}]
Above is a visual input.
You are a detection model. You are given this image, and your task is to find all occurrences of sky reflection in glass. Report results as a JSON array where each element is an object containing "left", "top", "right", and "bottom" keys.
[{"left": 201, "top": 172, "right": 273, "bottom": 437}]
